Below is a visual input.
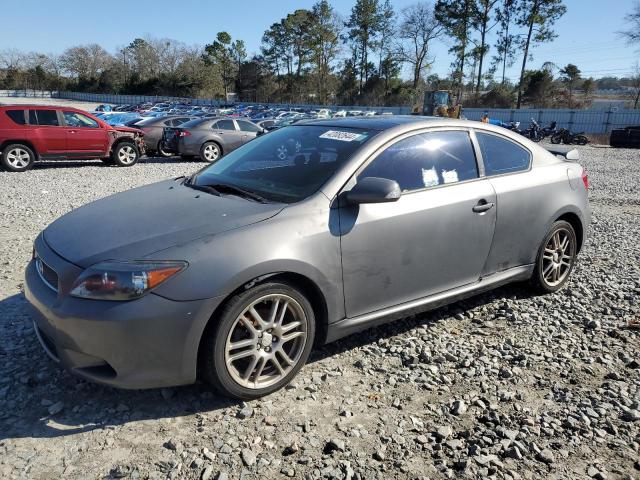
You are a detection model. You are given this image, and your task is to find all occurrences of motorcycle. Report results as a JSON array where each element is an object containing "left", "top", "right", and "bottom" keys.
[
  {"left": 541, "top": 121, "right": 557, "bottom": 138},
  {"left": 523, "top": 118, "right": 544, "bottom": 142},
  {"left": 550, "top": 128, "right": 589, "bottom": 145}
]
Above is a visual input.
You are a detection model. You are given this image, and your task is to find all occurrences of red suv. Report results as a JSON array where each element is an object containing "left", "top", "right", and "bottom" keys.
[{"left": 0, "top": 105, "right": 146, "bottom": 172}]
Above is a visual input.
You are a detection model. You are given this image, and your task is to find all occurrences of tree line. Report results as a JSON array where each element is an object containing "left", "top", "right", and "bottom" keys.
[{"left": 1, "top": 0, "right": 639, "bottom": 109}]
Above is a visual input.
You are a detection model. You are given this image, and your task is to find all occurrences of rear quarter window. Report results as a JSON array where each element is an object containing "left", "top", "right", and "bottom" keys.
[
  {"left": 5, "top": 110, "right": 26, "bottom": 125},
  {"left": 476, "top": 132, "right": 531, "bottom": 176}
]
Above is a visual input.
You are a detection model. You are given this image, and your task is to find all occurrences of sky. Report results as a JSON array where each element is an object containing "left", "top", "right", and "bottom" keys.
[{"left": 3, "top": 0, "right": 639, "bottom": 81}]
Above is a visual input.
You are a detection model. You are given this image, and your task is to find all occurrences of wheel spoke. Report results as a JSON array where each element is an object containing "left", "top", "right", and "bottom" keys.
[
  {"left": 239, "top": 316, "right": 258, "bottom": 335},
  {"left": 253, "top": 357, "right": 267, "bottom": 384},
  {"left": 271, "top": 355, "right": 286, "bottom": 375},
  {"left": 268, "top": 298, "right": 280, "bottom": 326},
  {"left": 248, "top": 307, "right": 267, "bottom": 329},
  {"left": 228, "top": 338, "right": 255, "bottom": 351},
  {"left": 282, "top": 331, "right": 304, "bottom": 343},
  {"left": 228, "top": 349, "right": 255, "bottom": 363},
  {"left": 281, "top": 320, "right": 301, "bottom": 334},
  {"left": 543, "top": 262, "right": 554, "bottom": 278},
  {"left": 242, "top": 355, "right": 259, "bottom": 380}
]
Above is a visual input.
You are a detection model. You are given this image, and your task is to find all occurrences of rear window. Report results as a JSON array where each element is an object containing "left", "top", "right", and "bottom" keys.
[
  {"left": 179, "top": 119, "right": 209, "bottom": 129},
  {"left": 29, "top": 109, "right": 60, "bottom": 126},
  {"left": 5, "top": 110, "right": 26, "bottom": 125}
]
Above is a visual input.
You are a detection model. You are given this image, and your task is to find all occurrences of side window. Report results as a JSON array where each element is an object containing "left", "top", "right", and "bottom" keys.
[
  {"left": 476, "top": 132, "right": 531, "bottom": 175},
  {"left": 31, "top": 109, "right": 60, "bottom": 126},
  {"left": 237, "top": 120, "right": 261, "bottom": 133},
  {"left": 63, "top": 111, "right": 99, "bottom": 128},
  {"left": 5, "top": 110, "right": 26, "bottom": 125},
  {"left": 358, "top": 130, "right": 479, "bottom": 192},
  {"left": 215, "top": 119, "right": 236, "bottom": 131},
  {"left": 175, "top": 118, "right": 191, "bottom": 125}
]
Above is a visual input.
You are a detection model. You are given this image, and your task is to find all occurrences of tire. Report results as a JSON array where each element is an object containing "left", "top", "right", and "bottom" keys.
[
  {"left": 157, "top": 142, "right": 173, "bottom": 158},
  {"left": 530, "top": 220, "right": 578, "bottom": 294},
  {"left": 550, "top": 133, "right": 563, "bottom": 144},
  {"left": 1, "top": 144, "right": 35, "bottom": 172},
  {"left": 111, "top": 141, "right": 139, "bottom": 167},
  {"left": 201, "top": 281, "right": 316, "bottom": 400},
  {"left": 575, "top": 135, "right": 588, "bottom": 146},
  {"left": 199, "top": 141, "right": 221, "bottom": 163}
]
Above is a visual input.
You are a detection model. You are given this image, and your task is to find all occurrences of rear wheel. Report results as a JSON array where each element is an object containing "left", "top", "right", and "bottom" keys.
[
  {"left": 2, "top": 144, "right": 35, "bottom": 172},
  {"left": 530, "top": 220, "right": 577, "bottom": 293},
  {"left": 550, "top": 133, "right": 563, "bottom": 144},
  {"left": 157, "top": 141, "right": 173, "bottom": 157},
  {"left": 199, "top": 142, "right": 221, "bottom": 163},
  {"left": 111, "top": 141, "right": 139, "bottom": 167},
  {"left": 201, "top": 281, "right": 315, "bottom": 400},
  {"left": 575, "top": 135, "right": 588, "bottom": 145}
]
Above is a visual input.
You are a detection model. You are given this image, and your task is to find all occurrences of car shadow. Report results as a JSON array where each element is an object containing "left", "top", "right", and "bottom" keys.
[
  {"left": 0, "top": 282, "right": 531, "bottom": 441},
  {"left": 27, "top": 156, "right": 202, "bottom": 170}
]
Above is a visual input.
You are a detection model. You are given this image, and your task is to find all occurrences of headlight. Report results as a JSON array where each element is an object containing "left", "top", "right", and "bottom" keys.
[{"left": 70, "top": 261, "right": 187, "bottom": 301}]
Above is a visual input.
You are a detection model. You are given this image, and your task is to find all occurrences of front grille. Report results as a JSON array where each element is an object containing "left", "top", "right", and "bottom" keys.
[{"left": 35, "top": 255, "right": 59, "bottom": 292}]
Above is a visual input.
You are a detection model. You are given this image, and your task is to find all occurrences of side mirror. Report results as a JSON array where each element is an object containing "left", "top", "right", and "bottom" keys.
[{"left": 345, "top": 177, "right": 401, "bottom": 205}]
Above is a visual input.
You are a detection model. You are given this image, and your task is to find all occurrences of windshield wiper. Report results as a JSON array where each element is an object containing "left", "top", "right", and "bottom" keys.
[
  {"left": 183, "top": 182, "right": 221, "bottom": 196},
  {"left": 202, "top": 183, "right": 269, "bottom": 203}
]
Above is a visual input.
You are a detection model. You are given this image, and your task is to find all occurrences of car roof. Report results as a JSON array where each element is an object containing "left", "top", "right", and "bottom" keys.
[
  {"left": 300, "top": 115, "right": 446, "bottom": 131},
  {"left": 0, "top": 104, "right": 84, "bottom": 111}
]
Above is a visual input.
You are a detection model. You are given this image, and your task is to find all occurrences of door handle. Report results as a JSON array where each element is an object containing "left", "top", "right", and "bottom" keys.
[{"left": 472, "top": 200, "right": 495, "bottom": 213}]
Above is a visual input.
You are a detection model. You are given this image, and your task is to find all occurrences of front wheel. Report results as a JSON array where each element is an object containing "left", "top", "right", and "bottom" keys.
[
  {"left": 111, "top": 141, "right": 139, "bottom": 167},
  {"left": 200, "top": 282, "right": 315, "bottom": 399},
  {"left": 530, "top": 220, "right": 577, "bottom": 293},
  {"left": 550, "top": 133, "right": 563, "bottom": 144},
  {"left": 1, "top": 144, "right": 35, "bottom": 172}
]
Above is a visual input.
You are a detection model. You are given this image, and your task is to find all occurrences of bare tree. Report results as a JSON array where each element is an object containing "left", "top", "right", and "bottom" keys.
[
  {"left": 619, "top": 1, "right": 640, "bottom": 44},
  {"left": 398, "top": 2, "right": 444, "bottom": 88}
]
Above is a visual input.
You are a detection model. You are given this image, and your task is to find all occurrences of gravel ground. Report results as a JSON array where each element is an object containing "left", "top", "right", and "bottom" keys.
[{"left": 0, "top": 146, "right": 639, "bottom": 480}]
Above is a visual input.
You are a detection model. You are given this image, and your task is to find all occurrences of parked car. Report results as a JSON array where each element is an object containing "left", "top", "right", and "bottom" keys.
[
  {"left": 135, "top": 115, "right": 199, "bottom": 157},
  {"left": 161, "top": 117, "right": 264, "bottom": 162},
  {"left": 0, "top": 105, "right": 146, "bottom": 171},
  {"left": 25, "top": 116, "right": 589, "bottom": 399},
  {"left": 256, "top": 119, "right": 277, "bottom": 131},
  {"left": 610, "top": 125, "right": 640, "bottom": 148}
]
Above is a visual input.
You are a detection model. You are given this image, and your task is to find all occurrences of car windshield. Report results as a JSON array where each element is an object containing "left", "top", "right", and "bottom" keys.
[{"left": 191, "top": 125, "right": 377, "bottom": 203}]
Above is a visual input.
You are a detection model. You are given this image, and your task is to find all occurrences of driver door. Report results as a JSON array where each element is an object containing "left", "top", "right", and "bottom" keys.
[{"left": 339, "top": 129, "right": 497, "bottom": 318}]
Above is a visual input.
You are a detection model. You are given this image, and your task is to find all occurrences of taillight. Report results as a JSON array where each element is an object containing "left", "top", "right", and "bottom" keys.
[
  {"left": 178, "top": 131, "right": 191, "bottom": 137},
  {"left": 581, "top": 169, "right": 589, "bottom": 190}
]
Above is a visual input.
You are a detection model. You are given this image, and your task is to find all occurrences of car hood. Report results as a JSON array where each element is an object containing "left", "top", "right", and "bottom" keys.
[
  {"left": 111, "top": 125, "right": 145, "bottom": 136},
  {"left": 43, "top": 179, "right": 284, "bottom": 267}
]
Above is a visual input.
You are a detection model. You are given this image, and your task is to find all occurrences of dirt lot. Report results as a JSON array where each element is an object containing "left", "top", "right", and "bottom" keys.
[{"left": 0, "top": 114, "right": 638, "bottom": 479}]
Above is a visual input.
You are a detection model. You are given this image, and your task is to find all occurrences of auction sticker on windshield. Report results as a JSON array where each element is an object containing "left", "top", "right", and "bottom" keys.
[{"left": 319, "top": 130, "right": 368, "bottom": 142}]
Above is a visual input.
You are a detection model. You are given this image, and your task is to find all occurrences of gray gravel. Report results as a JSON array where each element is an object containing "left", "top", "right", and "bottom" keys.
[{"left": 0, "top": 146, "right": 639, "bottom": 480}]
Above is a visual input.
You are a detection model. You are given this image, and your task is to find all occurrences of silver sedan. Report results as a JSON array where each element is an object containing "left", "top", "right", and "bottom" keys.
[{"left": 25, "top": 116, "right": 589, "bottom": 399}]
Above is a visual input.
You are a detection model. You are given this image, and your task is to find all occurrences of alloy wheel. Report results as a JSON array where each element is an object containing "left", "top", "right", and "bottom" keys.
[
  {"left": 203, "top": 144, "right": 220, "bottom": 162},
  {"left": 541, "top": 227, "right": 574, "bottom": 287},
  {"left": 118, "top": 145, "right": 137, "bottom": 165},
  {"left": 6, "top": 148, "right": 31, "bottom": 169},
  {"left": 224, "top": 294, "right": 308, "bottom": 389}
]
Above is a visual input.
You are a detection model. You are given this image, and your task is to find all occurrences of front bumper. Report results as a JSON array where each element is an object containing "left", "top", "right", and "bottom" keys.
[{"left": 24, "top": 235, "right": 223, "bottom": 389}]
